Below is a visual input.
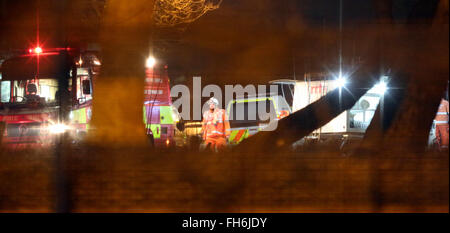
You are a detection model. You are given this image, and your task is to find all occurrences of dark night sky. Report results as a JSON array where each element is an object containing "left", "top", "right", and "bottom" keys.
[
  {"left": 161, "top": 0, "right": 438, "bottom": 85},
  {"left": 163, "top": 0, "right": 378, "bottom": 85},
  {"left": 1, "top": 0, "right": 440, "bottom": 85}
]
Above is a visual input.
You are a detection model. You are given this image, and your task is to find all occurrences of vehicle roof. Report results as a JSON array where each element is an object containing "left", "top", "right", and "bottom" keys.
[
  {"left": 231, "top": 93, "right": 283, "bottom": 100},
  {"left": 0, "top": 50, "right": 99, "bottom": 81},
  {"left": 269, "top": 79, "right": 300, "bottom": 84},
  {"left": 270, "top": 73, "right": 330, "bottom": 84}
]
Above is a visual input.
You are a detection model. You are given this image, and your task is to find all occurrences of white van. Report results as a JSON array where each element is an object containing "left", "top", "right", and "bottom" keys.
[
  {"left": 226, "top": 94, "right": 291, "bottom": 145},
  {"left": 269, "top": 73, "right": 387, "bottom": 143}
]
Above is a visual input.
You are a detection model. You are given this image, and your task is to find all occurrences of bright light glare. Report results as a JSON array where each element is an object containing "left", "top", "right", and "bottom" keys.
[
  {"left": 146, "top": 56, "right": 156, "bottom": 68},
  {"left": 48, "top": 123, "right": 71, "bottom": 134},
  {"left": 336, "top": 76, "right": 347, "bottom": 88},
  {"left": 373, "top": 81, "right": 388, "bottom": 95},
  {"left": 34, "top": 47, "right": 43, "bottom": 54}
]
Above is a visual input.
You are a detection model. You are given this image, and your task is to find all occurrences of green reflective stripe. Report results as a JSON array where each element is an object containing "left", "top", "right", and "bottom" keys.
[
  {"left": 239, "top": 130, "right": 249, "bottom": 143},
  {"left": 228, "top": 129, "right": 250, "bottom": 144},
  {"left": 271, "top": 98, "right": 278, "bottom": 113},
  {"left": 228, "top": 130, "right": 239, "bottom": 141},
  {"left": 228, "top": 97, "right": 276, "bottom": 111},
  {"left": 226, "top": 97, "right": 277, "bottom": 119},
  {"left": 227, "top": 101, "right": 233, "bottom": 113},
  {"left": 71, "top": 108, "right": 87, "bottom": 124},
  {"left": 234, "top": 97, "right": 273, "bottom": 103},
  {"left": 159, "top": 106, "right": 174, "bottom": 124},
  {"left": 143, "top": 106, "right": 147, "bottom": 125},
  {"left": 146, "top": 124, "right": 161, "bottom": 138}
]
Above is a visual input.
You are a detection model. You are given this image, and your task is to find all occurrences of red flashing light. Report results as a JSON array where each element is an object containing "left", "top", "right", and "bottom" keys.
[
  {"left": 29, "top": 47, "right": 43, "bottom": 54},
  {"left": 34, "top": 47, "right": 43, "bottom": 54}
]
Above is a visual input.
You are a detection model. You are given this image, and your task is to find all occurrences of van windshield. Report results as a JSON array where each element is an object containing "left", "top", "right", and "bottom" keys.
[{"left": 228, "top": 99, "right": 277, "bottom": 128}]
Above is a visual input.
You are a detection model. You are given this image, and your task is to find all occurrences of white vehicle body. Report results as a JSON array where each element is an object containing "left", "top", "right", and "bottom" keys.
[{"left": 270, "top": 76, "right": 384, "bottom": 139}]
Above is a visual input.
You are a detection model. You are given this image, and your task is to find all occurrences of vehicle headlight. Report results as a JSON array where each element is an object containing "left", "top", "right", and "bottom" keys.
[
  {"left": 336, "top": 76, "right": 347, "bottom": 88},
  {"left": 373, "top": 80, "right": 388, "bottom": 95},
  {"left": 48, "top": 123, "right": 71, "bottom": 134}
]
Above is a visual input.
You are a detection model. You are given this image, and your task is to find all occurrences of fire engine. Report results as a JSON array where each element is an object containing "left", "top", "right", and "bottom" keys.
[
  {"left": 143, "top": 56, "right": 181, "bottom": 148},
  {"left": 0, "top": 46, "right": 100, "bottom": 145}
]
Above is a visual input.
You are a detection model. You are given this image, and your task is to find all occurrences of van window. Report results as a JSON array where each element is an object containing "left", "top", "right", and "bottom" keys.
[
  {"left": 76, "top": 75, "right": 92, "bottom": 104},
  {"left": 1, "top": 80, "right": 10, "bottom": 102},
  {"left": 228, "top": 99, "right": 276, "bottom": 128},
  {"left": 276, "top": 83, "right": 294, "bottom": 108},
  {"left": 349, "top": 95, "right": 380, "bottom": 130}
]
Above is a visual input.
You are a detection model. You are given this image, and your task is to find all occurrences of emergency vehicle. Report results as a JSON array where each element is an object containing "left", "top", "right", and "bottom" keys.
[
  {"left": 270, "top": 72, "right": 388, "bottom": 145},
  {"left": 0, "top": 46, "right": 100, "bottom": 145},
  {"left": 226, "top": 72, "right": 388, "bottom": 146},
  {"left": 226, "top": 94, "right": 291, "bottom": 145},
  {"left": 143, "top": 59, "right": 181, "bottom": 148}
]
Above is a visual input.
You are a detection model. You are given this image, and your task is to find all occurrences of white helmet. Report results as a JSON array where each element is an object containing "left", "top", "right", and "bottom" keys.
[{"left": 207, "top": 97, "right": 219, "bottom": 107}]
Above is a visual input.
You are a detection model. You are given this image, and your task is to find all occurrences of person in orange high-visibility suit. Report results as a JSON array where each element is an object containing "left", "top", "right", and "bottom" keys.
[
  {"left": 434, "top": 98, "right": 449, "bottom": 150},
  {"left": 201, "top": 97, "right": 230, "bottom": 152}
]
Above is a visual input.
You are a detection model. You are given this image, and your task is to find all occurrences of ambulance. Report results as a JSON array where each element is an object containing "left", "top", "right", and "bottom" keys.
[
  {"left": 226, "top": 94, "right": 291, "bottom": 145},
  {"left": 225, "top": 72, "right": 388, "bottom": 146}
]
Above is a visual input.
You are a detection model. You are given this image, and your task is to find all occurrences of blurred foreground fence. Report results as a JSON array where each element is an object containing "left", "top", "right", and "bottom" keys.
[
  {"left": 0, "top": 0, "right": 448, "bottom": 213},
  {"left": 0, "top": 145, "right": 447, "bottom": 212}
]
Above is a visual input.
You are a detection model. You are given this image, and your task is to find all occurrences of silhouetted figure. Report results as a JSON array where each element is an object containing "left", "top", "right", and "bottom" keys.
[{"left": 25, "top": 83, "right": 40, "bottom": 103}]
